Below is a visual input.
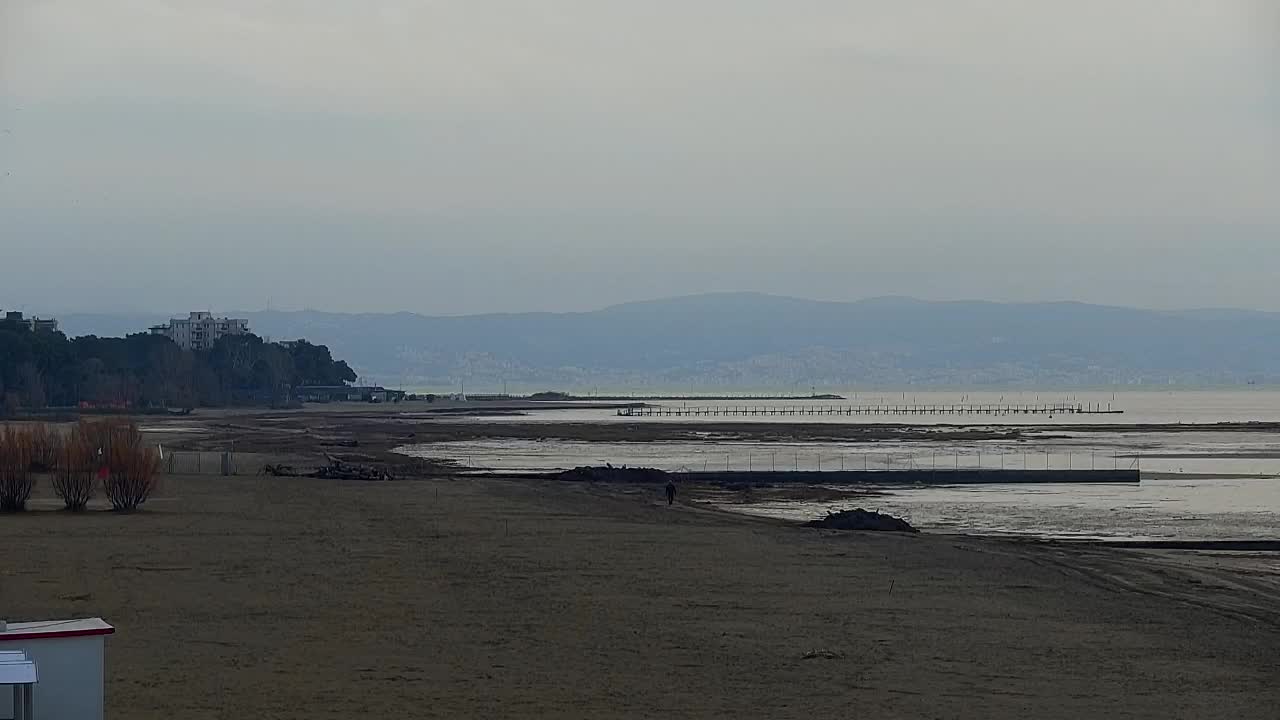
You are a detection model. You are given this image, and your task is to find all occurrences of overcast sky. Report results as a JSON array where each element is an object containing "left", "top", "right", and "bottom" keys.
[{"left": 2, "top": 1, "right": 1277, "bottom": 315}]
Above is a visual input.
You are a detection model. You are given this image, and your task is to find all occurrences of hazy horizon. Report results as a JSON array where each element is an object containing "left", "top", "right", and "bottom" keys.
[
  {"left": 23, "top": 290, "right": 1280, "bottom": 320},
  {"left": 4, "top": 2, "right": 1278, "bottom": 315}
]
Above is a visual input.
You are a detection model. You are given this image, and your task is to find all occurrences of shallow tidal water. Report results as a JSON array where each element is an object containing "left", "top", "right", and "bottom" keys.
[{"left": 399, "top": 391, "right": 1280, "bottom": 540}]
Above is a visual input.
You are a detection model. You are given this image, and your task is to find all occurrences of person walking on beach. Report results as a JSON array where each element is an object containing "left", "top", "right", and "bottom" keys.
[{"left": 665, "top": 479, "right": 677, "bottom": 505}]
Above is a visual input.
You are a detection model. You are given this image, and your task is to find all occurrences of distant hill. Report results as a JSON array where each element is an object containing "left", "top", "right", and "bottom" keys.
[{"left": 58, "top": 294, "right": 1280, "bottom": 389}]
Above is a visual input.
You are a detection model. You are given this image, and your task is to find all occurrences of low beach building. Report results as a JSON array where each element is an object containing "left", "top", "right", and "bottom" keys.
[
  {"left": 0, "top": 617, "right": 115, "bottom": 720},
  {"left": 296, "top": 385, "right": 406, "bottom": 403}
]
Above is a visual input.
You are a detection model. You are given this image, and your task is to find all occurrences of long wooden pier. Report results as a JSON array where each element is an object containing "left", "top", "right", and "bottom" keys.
[{"left": 617, "top": 403, "right": 1121, "bottom": 418}]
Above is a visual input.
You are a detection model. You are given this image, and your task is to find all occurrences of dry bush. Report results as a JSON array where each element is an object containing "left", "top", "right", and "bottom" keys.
[
  {"left": 0, "top": 425, "right": 36, "bottom": 512},
  {"left": 27, "top": 423, "right": 58, "bottom": 473},
  {"left": 52, "top": 424, "right": 96, "bottom": 512},
  {"left": 79, "top": 419, "right": 125, "bottom": 461},
  {"left": 98, "top": 422, "right": 160, "bottom": 512}
]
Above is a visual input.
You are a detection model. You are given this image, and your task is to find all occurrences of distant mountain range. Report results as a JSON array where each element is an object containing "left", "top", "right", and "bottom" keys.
[{"left": 57, "top": 294, "right": 1280, "bottom": 390}]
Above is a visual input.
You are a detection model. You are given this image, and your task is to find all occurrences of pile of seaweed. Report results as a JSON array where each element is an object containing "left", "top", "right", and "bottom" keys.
[{"left": 805, "top": 508, "right": 918, "bottom": 533}]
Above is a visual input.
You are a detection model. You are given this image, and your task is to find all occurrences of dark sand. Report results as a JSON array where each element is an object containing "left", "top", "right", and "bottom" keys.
[{"left": 3, "top": 469, "right": 1279, "bottom": 718}]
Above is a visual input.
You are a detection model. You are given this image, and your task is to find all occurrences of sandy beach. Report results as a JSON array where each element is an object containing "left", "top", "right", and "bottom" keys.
[{"left": 3, "top": 410, "right": 1279, "bottom": 718}]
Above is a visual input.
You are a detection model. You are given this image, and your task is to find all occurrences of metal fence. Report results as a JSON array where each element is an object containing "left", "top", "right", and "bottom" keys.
[
  {"left": 162, "top": 451, "right": 242, "bottom": 476},
  {"left": 692, "top": 450, "right": 1141, "bottom": 473}
]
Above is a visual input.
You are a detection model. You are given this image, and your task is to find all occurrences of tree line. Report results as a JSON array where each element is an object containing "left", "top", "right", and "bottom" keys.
[{"left": 0, "top": 318, "right": 356, "bottom": 412}]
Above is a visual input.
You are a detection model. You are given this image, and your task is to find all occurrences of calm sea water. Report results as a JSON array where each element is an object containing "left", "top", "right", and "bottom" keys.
[
  {"left": 431, "top": 390, "right": 1280, "bottom": 425},
  {"left": 398, "top": 391, "right": 1280, "bottom": 540}
]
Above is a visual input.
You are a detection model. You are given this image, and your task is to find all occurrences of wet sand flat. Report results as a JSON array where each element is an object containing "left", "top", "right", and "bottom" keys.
[{"left": 2, "top": 474, "right": 1278, "bottom": 719}]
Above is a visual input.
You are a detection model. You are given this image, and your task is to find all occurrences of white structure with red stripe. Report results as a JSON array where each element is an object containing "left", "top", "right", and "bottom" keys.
[{"left": 0, "top": 619, "right": 114, "bottom": 720}]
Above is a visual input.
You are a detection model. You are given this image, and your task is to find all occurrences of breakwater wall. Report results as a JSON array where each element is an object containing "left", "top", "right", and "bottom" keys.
[
  {"left": 551, "top": 467, "right": 1139, "bottom": 485},
  {"left": 674, "top": 469, "right": 1139, "bottom": 485}
]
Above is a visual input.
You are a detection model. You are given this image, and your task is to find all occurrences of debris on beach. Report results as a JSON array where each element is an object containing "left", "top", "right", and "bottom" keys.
[
  {"left": 261, "top": 463, "right": 298, "bottom": 476},
  {"left": 801, "top": 649, "right": 846, "bottom": 661},
  {"left": 805, "top": 508, "right": 918, "bottom": 533},
  {"left": 262, "top": 458, "right": 394, "bottom": 481},
  {"left": 312, "top": 459, "right": 394, "bottom": 481}
]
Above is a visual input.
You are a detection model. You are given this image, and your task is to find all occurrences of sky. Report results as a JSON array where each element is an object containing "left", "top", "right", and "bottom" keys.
[{"left": 2, "top": 1, "right": 1278, "bottom": 315}]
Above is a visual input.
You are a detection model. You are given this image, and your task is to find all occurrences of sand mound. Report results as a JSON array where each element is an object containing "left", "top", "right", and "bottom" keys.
[{"left": 805, "top": 508, "right": 918, "bottom": 533}]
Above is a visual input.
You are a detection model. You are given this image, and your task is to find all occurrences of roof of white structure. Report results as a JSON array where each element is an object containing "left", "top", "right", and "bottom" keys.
[{"left": 0, "top": 619, "right": 114, "bottom": 642}]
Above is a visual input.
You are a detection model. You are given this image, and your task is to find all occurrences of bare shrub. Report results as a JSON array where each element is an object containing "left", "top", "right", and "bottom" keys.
[
  {"left": 52, "top": 424, "right": 96, "bottom": 511},
  {"left": 27, "top": 423, "right": 58, "bottom": 473},
  {"left": 79, "top": 419, "right": 123, "bottom": 461},
  {"left": 99, "top": 422, "right": 160, "bottom": 512},
  {"left": 0, "top": 425, "right": 36, "bottom": 512}
]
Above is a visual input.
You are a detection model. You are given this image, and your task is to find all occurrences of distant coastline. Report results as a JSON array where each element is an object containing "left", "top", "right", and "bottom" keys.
[{"left": 58, "top": 296, "right": 1280, "bottom": 390}]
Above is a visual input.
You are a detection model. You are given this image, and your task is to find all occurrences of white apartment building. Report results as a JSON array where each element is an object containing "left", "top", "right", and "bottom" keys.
[
  {"left": 2, "top": 311, "right": 59, "bottom": 333},
  {"left": 150, "top": 312, "right": 250, "bottom": 350}
]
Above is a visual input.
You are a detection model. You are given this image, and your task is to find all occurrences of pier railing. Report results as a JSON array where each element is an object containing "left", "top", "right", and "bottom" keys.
[{"left": 618, "top": 403, "right": 1120, "bottom": 417}]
